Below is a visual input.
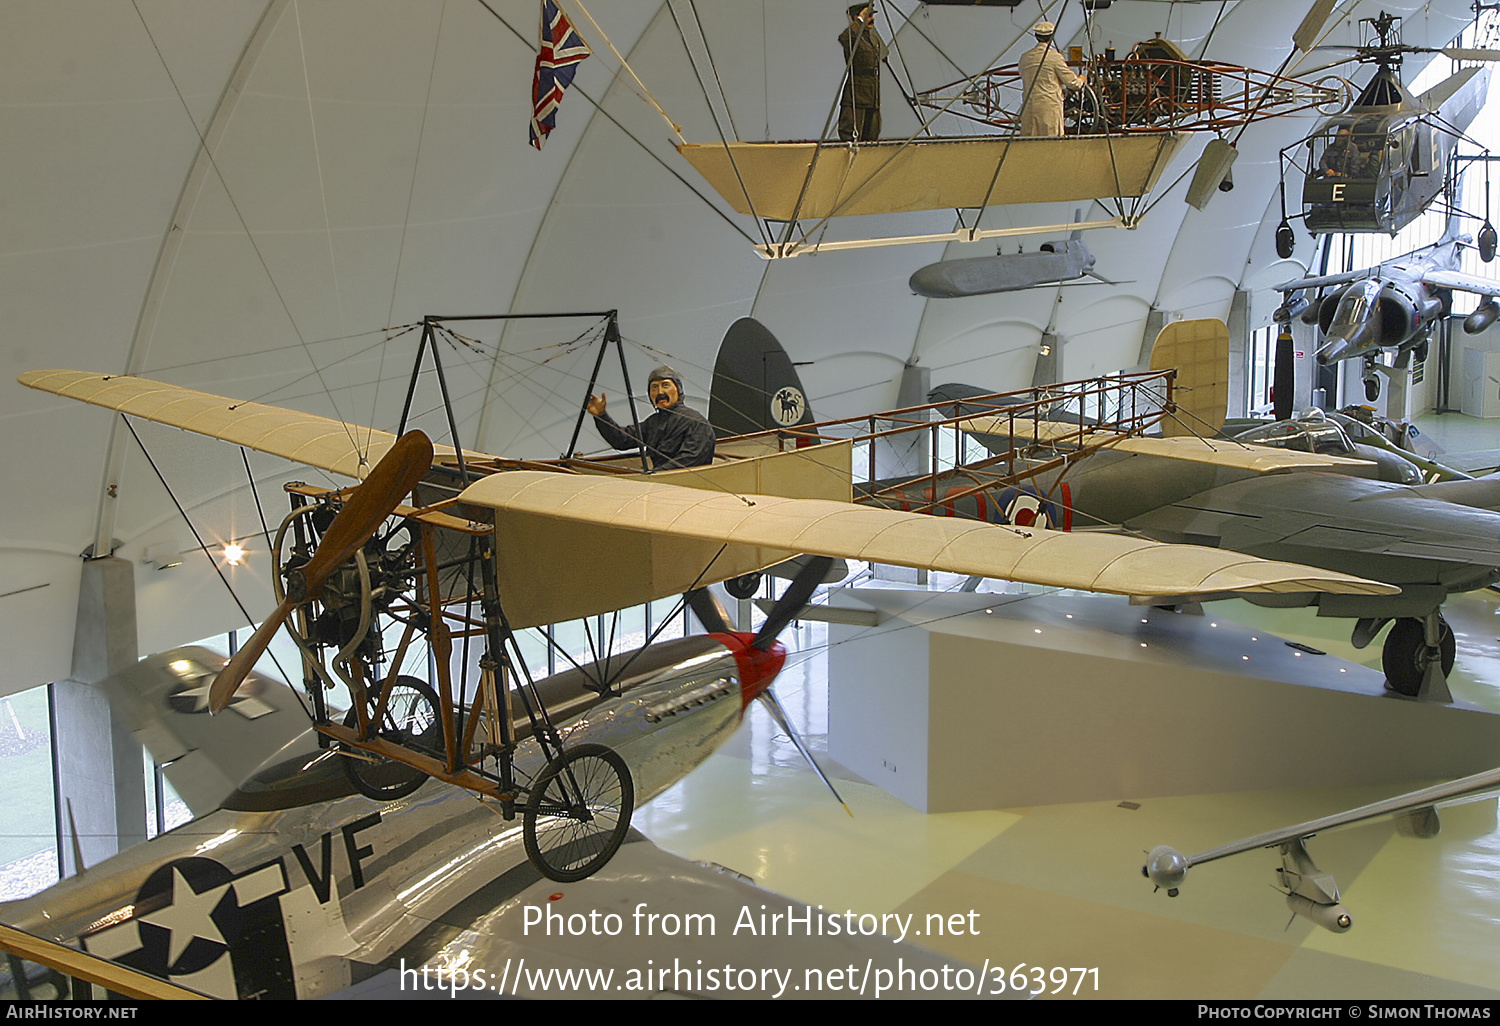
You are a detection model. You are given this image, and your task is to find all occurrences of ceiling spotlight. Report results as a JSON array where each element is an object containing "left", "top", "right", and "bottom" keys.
[{"left": 223, "top": 542, "right": 246, "bottom": 567}]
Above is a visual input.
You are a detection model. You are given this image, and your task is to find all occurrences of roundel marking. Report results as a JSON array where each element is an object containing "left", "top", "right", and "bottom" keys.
[
  {"left": 770, "top": 386, "right": 806, "bottom": 427},
  {"left": 995, "top": 483, "right": 1072, "bottom": 531}
]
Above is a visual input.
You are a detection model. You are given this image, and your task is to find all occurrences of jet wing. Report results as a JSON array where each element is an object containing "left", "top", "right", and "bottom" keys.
[
  {"left": 1160, "top": 766, "right": 1500, "bottom": 874},
  {"left": 1270, "top": 268, "right": 1373, "bottom": 292},
  {"left": 1146, "top": 764, "right": 1500, "bottom": 934},
  {"left": 1419, "top": 268, "right": 1500, "bottom": 299}
]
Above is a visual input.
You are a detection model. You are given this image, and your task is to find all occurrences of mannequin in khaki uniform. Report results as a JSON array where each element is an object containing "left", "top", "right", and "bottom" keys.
[
  {"left": 838, "top": 4, "right": 887, "bottom": 142},
  {"left": 1018, "top": 21, "right": 1086, "bottom": 137}
]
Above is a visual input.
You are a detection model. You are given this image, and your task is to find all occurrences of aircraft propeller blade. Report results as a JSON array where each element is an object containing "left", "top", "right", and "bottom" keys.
[
  {"left": 209, "top": 431, "right": 435, "bottom": 714},
  {"left": 752, "top": 555, "right": 833, "bottom": 652},
  {"left": 686, "top": 587, "right": 735, "bottom": 634},
  {"left": 741, "top": 555, "right": 852, "bottom": 814},
  {"left": 757, "top": 689, "right": 852, "bottom": 817}
]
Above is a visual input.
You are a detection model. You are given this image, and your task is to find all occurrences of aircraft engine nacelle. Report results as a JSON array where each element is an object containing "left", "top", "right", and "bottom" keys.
[
  {"left": 1464, "top": 300, "right": 1500, "bottom": 335},
  {"left": 1316, "top": 280, "right": 1442, "bottom": 364},
  {"left": 1285, "top": 893, "right": 1353, "bottom": 933}
]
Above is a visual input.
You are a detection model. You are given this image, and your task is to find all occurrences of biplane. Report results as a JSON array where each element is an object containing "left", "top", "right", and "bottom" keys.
[{"left": 18, "top": 315, "right": 1393, "bottom": 887}]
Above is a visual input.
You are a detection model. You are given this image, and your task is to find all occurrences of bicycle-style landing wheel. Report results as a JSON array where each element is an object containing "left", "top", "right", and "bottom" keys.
[
  {"left": 523, "top": 744, "right": 634, "bottom": 882},
  {"left": 342, "top": 675, "right": 441, "bottom": 801}
]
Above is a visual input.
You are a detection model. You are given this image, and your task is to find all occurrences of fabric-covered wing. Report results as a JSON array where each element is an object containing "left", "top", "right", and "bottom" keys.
[
  {"left": 19, "top": 369, "right": 491, "bottom": 480},
  {"left": 956, "top": 417, "right": 1368, "bottom": 472},
  {"left": 460, "top": 471, "right": 1396, "bottom": 606}
]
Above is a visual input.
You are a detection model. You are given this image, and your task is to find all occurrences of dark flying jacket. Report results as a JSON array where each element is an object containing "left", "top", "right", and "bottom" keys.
[{"left": 594, "top": 401, "right": 716, "bottom": 470}]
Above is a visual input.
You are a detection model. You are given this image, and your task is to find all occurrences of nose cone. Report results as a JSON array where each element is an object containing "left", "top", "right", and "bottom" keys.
[
  {"left": 713, "top": 632, "right": 787, "bottom": 712},
  {"left": 1315, "top": 324, "right": 1374, "bottom": 366}
]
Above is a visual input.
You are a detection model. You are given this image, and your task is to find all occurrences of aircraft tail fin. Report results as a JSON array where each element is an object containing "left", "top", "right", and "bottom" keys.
[{"left": 709, "top": 317, "right": 816, "bottom": 437}]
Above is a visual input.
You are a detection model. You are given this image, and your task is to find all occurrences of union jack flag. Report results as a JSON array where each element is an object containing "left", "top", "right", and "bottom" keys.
[{"left": 530, "top": 1, "right": 592, "bottom": 150}]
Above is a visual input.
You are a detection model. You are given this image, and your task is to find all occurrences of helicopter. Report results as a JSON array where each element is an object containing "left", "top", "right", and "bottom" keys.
[{"left": 1273, "top": 12, "right": 1498, "bottom": 258}]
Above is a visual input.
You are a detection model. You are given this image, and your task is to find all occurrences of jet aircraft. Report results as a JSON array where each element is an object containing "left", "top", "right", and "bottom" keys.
[{"left": 1273, "top": 229, "right": 1500, "bottom": 400}]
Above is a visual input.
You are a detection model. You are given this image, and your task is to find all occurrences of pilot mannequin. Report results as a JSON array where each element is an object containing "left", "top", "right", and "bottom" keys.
[
  {"left": 1018, "top": 20, "right": 1086, "bottom": 137},
  {"left": 588, "top": 365, "right": 716, "bottom": 470},
  {"left": 838, "top": 4, "right": 887, "bottom": 142}
]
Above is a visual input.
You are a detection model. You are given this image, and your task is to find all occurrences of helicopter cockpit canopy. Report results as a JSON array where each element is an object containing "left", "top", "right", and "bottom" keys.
[{"left": 1303, "top": 116, "right": 1399, "bottom": 232}]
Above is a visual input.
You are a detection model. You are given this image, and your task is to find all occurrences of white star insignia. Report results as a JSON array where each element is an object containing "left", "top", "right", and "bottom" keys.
[{"left": 137, "top": 867, "right": 231, "bottom": 966}]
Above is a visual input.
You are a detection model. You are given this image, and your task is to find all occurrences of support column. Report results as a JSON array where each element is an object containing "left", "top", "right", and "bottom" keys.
[
  {"left": 53, "top": 557, "right": 144, "bottom": 875},
  {"left": 1136, "top": 310, "right": 1168, "bottom": 370},
  {"left": 1227, "top": 289, "right": 1250, "bottom": 419}
]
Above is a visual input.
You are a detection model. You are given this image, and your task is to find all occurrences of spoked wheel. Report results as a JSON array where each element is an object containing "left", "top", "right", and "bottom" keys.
[
  {"left": 524, "top": 744, "right": 634, "bottom": 882},
  {"left": 1381, "top": 617, "right": 1455, "bottom": 697},
  {"left": 342, "top": 675, "right": 441, "bottom": 800}
]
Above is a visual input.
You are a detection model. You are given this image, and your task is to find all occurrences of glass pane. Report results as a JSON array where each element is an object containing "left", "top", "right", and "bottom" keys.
[{"left": 0, "top": 685, "right": 58, "bottom": 901}]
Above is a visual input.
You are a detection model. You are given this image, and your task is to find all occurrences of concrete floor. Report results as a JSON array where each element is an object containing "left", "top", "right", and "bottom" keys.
[{"left": 632, "top": 411, "right": 1500, "bottom": 1000}]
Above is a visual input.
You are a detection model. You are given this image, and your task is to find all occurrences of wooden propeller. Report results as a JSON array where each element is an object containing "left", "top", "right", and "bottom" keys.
[{"left": 209, "top": 431, "right": 435, "bottom": 714}]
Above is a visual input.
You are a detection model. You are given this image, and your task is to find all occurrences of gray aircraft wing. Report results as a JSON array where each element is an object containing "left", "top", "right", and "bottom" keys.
[
  {"left": 1271, "top": 268, "right": 1375, "bottom": 292},
  {"left": 1125, "top": 473, "right": 1500, "bottom": 570},
  {"left": 1144, "top": 766, "right": 1500, "bottom": 933},
  {"left": 1418, "top": 268, "right": 1500, "bottom": 298},
  {"left": 1158, "top": 766, "right": 1500, "bottom": 875}
]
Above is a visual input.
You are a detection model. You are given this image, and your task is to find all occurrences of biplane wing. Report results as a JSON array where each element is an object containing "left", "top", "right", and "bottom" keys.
[{"left": 20, "top": 369, "right": 1393, "bottom": 633}]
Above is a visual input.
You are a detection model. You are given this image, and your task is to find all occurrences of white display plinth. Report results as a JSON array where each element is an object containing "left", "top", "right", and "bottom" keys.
[{"left": 828, "top": 588, "right": 1500, "bottom": 813}]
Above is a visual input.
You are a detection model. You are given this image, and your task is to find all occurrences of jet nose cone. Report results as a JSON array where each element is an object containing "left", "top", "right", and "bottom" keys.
[{"left": 718, "top": 632, "right": 787, "bottom": 712}]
